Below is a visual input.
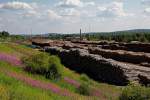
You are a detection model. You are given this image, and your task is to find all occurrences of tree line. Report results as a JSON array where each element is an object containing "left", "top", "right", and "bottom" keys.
[
  {"left": 0, "top": 31, "right": 25, "bottom": 42},
  {"left": 47, "top": 32, "right": 150, "bottom": 43},
  {"left": 84, "top": 32, "right": 150, "bottom": 42},
  {"left": 0, "top": 31, "right": 10, "bottom": 37}
]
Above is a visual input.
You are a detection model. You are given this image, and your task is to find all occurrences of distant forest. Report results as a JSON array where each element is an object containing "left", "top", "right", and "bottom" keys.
[
  {"left": 84, "top": 32, "right": 150, "bottom": 42},
  {"left": 2, "top": 30, "right": 150, "bottom": 43},
  {"left": 48, "top": 31, "right": 150, "bottom": 43},
  {"left": 0, "top": 31, "right": 25, "bottom": 42}
]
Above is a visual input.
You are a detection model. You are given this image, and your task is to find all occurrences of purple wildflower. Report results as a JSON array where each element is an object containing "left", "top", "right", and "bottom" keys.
[
  {"left": 64, "top": 77, "right": 102, "bottom": 97},
  {"left": 64, "top": 77, "right": 80, "bottom": 88},
  {"left": 7, "top": 72, "right": 74, "bottom": 96},
  {"left": 0, "top": 53, "right": 22, "bottom": 66}
]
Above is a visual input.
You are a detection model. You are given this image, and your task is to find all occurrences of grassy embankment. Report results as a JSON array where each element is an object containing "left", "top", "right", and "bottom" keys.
[{"left": 0, "top": 43, "right": 121, "bottom": 100}]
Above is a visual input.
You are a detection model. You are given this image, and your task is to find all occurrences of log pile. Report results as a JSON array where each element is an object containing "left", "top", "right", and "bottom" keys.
[
  {"left": 45, "top": 47, "right": 150, "bottom": 86},
  {"left": 71, "top": 41, "right": 150, "bottom": 53},
  {"left": 89, "top": 47, "right": 150, "bottom": 66},
  {"left": 32, "top": 40, "right": 150, "bottom": 86}
]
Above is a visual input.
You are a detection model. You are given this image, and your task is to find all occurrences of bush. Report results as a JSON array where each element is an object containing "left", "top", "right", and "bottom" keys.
[
  {"left": 45, "top": 64, "right": 61, "bottom": 80},
  {"left": 80, "top": 74, "right": 90, "bottom": 82},
  {"left": 45, "top": 56, "right": 63, "bottom": 80},
  {"left": 23, "top": 53, "right": 50, "bottom": 74},
  {"left": 119, "top": 84, "right": 150, "bottom": 100},
  {"left": 22, "top": 53, "right": 63, "bottom": 80},
  {"left": 77, "top": 83, "right": 90, "bottom": 96}
]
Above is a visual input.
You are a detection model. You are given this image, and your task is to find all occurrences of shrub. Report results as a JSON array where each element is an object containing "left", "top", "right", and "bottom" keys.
[
  {"left": 45, "top": 56, "right": 63, "bottom": 80},
  {"left": 77, "top": 83, "right": 90, "bottom": 96},
  {"left": 119, "top": 83, "right": 150, "bottom": 100},
  {"left": 22, "top": 53, "right": 63, "bottom": 80},
  {"left": 80, "top": 74, "right": 90, "bottom": 82},
  {"left": 45, "top": 64, "right": 61, "bottom": 80},
  {"left": 23, "top": 53, "right": 50, "bottom": 74}
]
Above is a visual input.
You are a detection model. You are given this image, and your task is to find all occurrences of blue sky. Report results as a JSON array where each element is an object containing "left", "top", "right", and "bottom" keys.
[{"left": 0, "top": 0, "right": 150, "bottom": 34}]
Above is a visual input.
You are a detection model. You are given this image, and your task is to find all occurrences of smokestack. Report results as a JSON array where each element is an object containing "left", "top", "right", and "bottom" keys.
[{"left": 80, "top": 28, "right": 82, "bottom": 41}]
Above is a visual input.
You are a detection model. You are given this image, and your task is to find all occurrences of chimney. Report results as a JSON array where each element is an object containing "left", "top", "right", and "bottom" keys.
[{"left": 80, "top": 28, "right": 82, "bottom": 41}]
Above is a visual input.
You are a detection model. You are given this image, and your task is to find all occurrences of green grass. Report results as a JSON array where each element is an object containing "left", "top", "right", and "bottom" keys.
[
  {"left": 1, "top": 61, "right": 120, "bottom": 99},
  {"left": 0, "top": 43, "right": 121, "bottom": 100},
  {"left": 119, "top": 83, "right": 150, "bottom": 100},
  {"left": 0, "top": 72, "right": 70, "bottom": 100},
  {"left": 0, "top": 43, "right": 15, "bottom": 54},
  {"left": 0, "top": 61, "right": 79, "bottom": 96},
  {"left": 0, "top": 43, "right": 39, "bottom": 57},
  {"left": 63, "top": 68, "right": 121, "bottom": 99}
]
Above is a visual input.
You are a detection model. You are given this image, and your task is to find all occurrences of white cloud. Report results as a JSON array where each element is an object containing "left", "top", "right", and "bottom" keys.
[
  {"left": 60, "top": 8, "right": 80, "bottom": 17},
  {"left": 47, "top": 10, "right": 62, "bottom": 20},
  {"left": 56, "top": 0, "right": 95, "bottom": 8},
  {"left": 0, "top": 2, "right": 42, "bottom": 19},
  {"left": 0, "top": 0, "right": 147, "bottom": 34},
  {"left": 141, "top": 0, "right": 150, "bottom": 16},
  {"left": 85, "top": 2, "right": 95, "bottom": 6},
  {"left": 142, "top": 0, "right": 150, "bottom": 6},
  {"left": 23, "top": 10, "right": 39, "bottom": 18},
  {"left": 0, "top": 1, "right": 33, "bottom": 10},
  {"left": 144, "top": 7, "right": 150, "bottom": 16},
  {"left": 55, "top": 0, "right": 95, "bottom": 22},
  {"left": 144, "top": 8, "right": 150, "bottom": 12},
  {"left": 97, "top": 1, "right": 126, "bottom": 18},
  {"left": 57, "top": 0, "right": 83, "bottom": 8}
]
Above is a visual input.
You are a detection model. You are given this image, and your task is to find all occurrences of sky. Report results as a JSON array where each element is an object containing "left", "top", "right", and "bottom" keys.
[{"left": 0, "top": 0, "right": 150, "bottom": 34}]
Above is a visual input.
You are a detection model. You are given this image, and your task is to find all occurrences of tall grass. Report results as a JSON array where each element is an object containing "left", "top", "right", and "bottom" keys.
[
  {"left": 0, "top": 61, "right": 77, "bottom": 96},
  {"left": 0, "top": 44, "right": 15, "bottom": 53},
  {"left": 0, "top": 43, "right": 122, "bottom": 100},
  {"left": 119, "top": 83, "right": 150, "bottom": 100},
  {"left": 0, "top": 72, "right": 69, "bottom": 100},
  {"left": 23, "top": 53, "right": 64, "bottom": 80}
]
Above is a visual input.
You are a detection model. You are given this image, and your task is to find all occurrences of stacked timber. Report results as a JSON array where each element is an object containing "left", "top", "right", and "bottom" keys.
[
  {"left": 88, "top": 47, "right": 150, "bottom": 65},
  {"left": 101, "top": 43, "right": 150, "bottom": 53},
  {"left": 45, "top": 47, "right": 150, "bottom": 86}
]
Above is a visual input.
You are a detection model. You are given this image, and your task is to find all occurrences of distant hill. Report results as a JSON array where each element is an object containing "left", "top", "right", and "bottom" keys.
[
  {"left": 115, "top": 29, "right": 150, "bottom": 33},
  {"left": 21, "top": 29, "right": 150, "bottom": 39},
  {"left": 85, "top": 29, "right": 150, "bottom": 35}
]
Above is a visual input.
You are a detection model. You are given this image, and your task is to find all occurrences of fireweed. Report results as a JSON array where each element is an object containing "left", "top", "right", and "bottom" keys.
[
  {"left": 8, "top": 72, "right": 73, "bottom": 96},
  {"left": 64, "top": 77, "right": 80, "bottom": 88},
  {"left": 0, "top": 53, "right": 22, "bottom": 66}
]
